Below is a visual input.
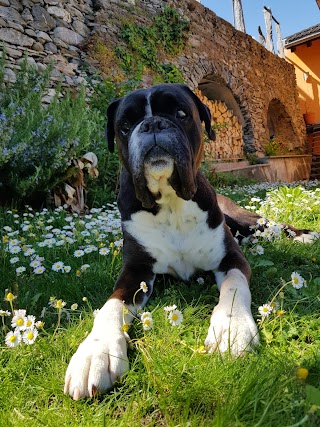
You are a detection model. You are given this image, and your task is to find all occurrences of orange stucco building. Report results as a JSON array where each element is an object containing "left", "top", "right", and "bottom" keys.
[{"left": 285, "top": 24, "right": 320, "bottom": 125}]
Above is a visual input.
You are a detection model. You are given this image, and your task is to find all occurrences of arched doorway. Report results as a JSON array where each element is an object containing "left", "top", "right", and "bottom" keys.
[
  {"left": 266, "top": 99, "right": 297, "bottom": 153},
  {"left": 197, "top": 76, "right": 249, "bottom": 160}
]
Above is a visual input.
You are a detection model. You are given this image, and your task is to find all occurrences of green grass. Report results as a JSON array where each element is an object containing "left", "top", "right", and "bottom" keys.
[{"left": 1, "top": 182, "right": 320, "bottom": 427}]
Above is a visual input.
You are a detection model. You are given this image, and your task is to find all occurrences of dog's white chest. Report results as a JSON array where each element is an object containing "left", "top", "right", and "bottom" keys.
[{"left": 124, "top": 198, "right": 226, "bottom": 280}]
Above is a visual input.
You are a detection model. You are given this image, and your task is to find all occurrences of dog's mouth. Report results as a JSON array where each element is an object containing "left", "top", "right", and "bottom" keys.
[
  {"left": 144, "top": 146, "right": 174, "bottom": 179},
  {"left": 129, "top": 131, "right": 197, "bottom": 209}
]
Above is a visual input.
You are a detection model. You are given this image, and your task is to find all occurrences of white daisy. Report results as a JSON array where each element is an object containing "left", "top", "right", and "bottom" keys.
[
  {"left": 291, "top": 272, "right": 305, "bottom": 289},
  {"left": 16, "top": 266, "right": 26, "bottom": 275},
  {"left": 140, "top": 281, "right": 148, "bottom": 293},
  {"left": 0, "top": 310, "right": 11, "bottom": 317},
  {"left": 99, "top": 247, "right": 110, "bottom": 255},
  {"left": 25, "top": 315, "right": 36, "bottom": 330},
  {"left": 140, "top": 311, "right": 152, "bottom": 321},
  {"left": 164, "top": 304, "right": 177, "bottom": 312},
  {"left": 10, "top": 257, "right": 20, "bottom": 264},
  {"left": 9, "top": 245, "right": 21, "bottom": 254},
  {"left": 30, "top": 259, "right": 41, "bottom": 268},
  {"left": 5, "top": 330, "right": 21, "bottom": 348},
  {"left": 80, "top": 264, "right": 90, "bottom": 272},
  {"left": 52, "top": 261, "right": 64, "bottom": 272},
  {"left": 63, "top": 265, "right": 71, "bottom": 273},
  {"left": 33, "top": 266, "right": 45, "bottom": 275},
  {"left": 256, "top": 217, "right": 266, "bottom": 226},
  {"left": 256, "top": 245, "right": 264, "bottom": 255},
  {"left": 73, "top": 249, "right": 84, "bottom": 258},
  {"left": 141, "top": 314, "right": 153, "bottom": 331},
  {"left": 258, "top": 304, "right": 272, "bottom": 317},
  {"left": 168, "top": 309, "right": 183, "bottom": 326},
  {"left": 22, "top": 328, "right": 38, "bottom": 345},
  {"left": 24, "top": 248, "right": 35, "bottom": 256},
  {"left": 70, "top": 303, "right": 78, "bottom": 311},
  {"left": 11, "top": 309, "right": 27, "bottom": 331}
]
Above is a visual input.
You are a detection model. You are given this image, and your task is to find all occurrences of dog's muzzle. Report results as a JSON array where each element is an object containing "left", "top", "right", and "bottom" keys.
[{"left": 128, "top": 116, "right": 197, "bottom": 208}]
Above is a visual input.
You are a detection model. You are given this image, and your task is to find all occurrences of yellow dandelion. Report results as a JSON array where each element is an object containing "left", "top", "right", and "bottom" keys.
[{"left": 296, "top": 367, "right": 309, "bottom": 380}]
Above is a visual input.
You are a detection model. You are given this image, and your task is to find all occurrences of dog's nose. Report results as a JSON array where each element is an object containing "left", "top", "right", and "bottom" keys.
[{"left": 140, "top": 117, "right": 171, "bottom": 133}]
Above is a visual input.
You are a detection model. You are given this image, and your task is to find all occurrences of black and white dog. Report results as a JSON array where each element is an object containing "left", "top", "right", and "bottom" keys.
[{"left": 64, "top": 84, "right": 315, "bottom": 400}]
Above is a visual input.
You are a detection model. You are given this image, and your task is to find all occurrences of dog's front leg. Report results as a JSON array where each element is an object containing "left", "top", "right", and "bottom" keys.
[
  {"left": 205, "top": 266, "right": 259, "bottom": 356},
  {"left": 64, "top": 267, "right": 155, "bottom": 400}
]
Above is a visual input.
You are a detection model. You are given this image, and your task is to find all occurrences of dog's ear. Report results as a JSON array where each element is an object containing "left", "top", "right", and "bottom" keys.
[
  {"left": 180, "top": 85, "right": 216, "bottom": 141},
  {"left": 105, "top": 99, "right": 121, "bottom": 153}
]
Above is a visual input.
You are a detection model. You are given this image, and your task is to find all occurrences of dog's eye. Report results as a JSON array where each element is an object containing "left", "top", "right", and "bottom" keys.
[
  {"left": 120, "top": 121, "right": 131, "bottom": 136},
  {"left": 176, "top": 110, "right": 187, "bottom": 119}
]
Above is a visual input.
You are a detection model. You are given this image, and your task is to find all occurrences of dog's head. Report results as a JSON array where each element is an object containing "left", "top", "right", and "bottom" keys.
[{"left": 106, "top": 84, "right": 215, "bottom": 208}]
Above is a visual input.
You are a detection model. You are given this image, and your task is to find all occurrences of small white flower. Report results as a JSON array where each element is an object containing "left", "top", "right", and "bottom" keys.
[
  {"left": 164, "top": 304, "right": 177, "bottom": 312},
  {"left": 11, "top": 309, "right": 27, "bottom": 331},
  {"left": 256, "top": 245, "right": 264, "bottom": 255},
  {"left": 0, "top": 310, "right": 11, "bottom": 317},
  {"left": 291, "top": 272, "right": 305, "bottom": 289},
  {"left": 80, "top": 264, "right": 90, "bottom": 272},
  {"left": 74, "top": 249, "right": 84, "bottom": 258},
  {"left": 70, "top": 303, "right": 78, "bottom": 311},
  {"left": 63, "top": 265, "right": 71, "bottom": 273},
  {"left": 197, "top": 277, "right": 204, "bottom": 285},
  {"left": 140, "top": 281, "right": 148, "bottom": 293},
  {"left": 30, "top": 259, "right": 41, "bottom": 268},
  {"left": 141, "top": 313, "right": 153, "bottom": 330},
  {"left": 10, "top": 257, "right": 20, "bottom": 264},
  {"left": 22, "top": 328, "right": 38, "bottom": 345},
  {"left": 256, "top": 217, "right": 266, "bottom": 226},
  {"left": 52, "top": 261, "right": 64, "bottom": 272},
  {"left": 33, "top": 266, "right": 45, "bottom": 275},
  {"left": 140, "top": 311, "right": 152, "bottom": 321},
  {"left": 24, "top": 248, "right": 35, "bottom": 257},
  {"left": 168, "top": 309, "right": 183, "bottom": 326},
  {"left": 16, "top": 266, "right": 26, "bottom": 275},
  {"left": 9, "top": 245, "right": 21, "bottom": 254},
  {"left": 258, "top": 304, "right": 272, "bottom": 317},
  {"left": 25, "top": 315, "right": 36, "bottom": 330},
  {"left": 5, "top": 330, "right": 21, "bottom": 347},
  {"left": 99, "top": 247, "right": 110, "bottom": 255}
]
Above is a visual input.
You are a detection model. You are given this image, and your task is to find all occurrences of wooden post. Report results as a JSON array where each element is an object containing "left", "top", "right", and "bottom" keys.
[
  {"left": 232, "top": 0, "right": 246, "bottom": 33},
  {"left": 258, "top": 26, "right": 266, "bottom": 45},
  {"left": 263, "top": 6, "right": 274, "bottom": 53}
]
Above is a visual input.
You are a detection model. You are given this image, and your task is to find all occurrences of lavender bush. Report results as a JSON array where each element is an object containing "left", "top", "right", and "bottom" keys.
[{"left": 0, "top": 56, "right": 103, "bottom": 205}]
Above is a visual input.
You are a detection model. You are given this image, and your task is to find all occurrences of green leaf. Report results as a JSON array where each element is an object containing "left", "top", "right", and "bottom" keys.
[
  {"left": 253, "top": 259, "right": 274, "bottom": 267},
  {"left": 306, "top": 385, "right": 320, "bottom": 406}
]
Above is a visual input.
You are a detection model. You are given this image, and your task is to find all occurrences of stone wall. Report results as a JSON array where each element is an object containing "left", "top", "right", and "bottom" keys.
[
  {"left": 0, "top": 0, "right": 306, "bottom": 159},
  {"left": 195, "top": 90, "right": 243, "bottom": 160}
]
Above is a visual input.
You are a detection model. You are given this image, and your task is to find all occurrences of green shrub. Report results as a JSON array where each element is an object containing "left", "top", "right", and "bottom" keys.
[
  {"left": 118, "top": 6, "right": 188, "bottom": 83},
  {"left": 0, "top": 56, "right": 109, "bottom": 206}
]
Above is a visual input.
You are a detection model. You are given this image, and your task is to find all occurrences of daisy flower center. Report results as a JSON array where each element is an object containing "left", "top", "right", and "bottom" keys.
[
  {"left": 27, "top": 332, "right": 34, "bottom": 340},
  {"left": 9, "top": 335, "right": 17, "bottom": 343},
  {"left": 171, "top": 313, "right": 179, "bottom": 321},
  {"left": 17, "top": 318, "right": 24, "bottom": 326}
]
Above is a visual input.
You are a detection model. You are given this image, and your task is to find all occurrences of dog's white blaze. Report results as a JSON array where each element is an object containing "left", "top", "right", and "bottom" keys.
[
  {"left": 145, "top": 92, "right": 152, "bottom": 117},
  {"left": 124, "top": 193, "right": 226, "bottom": 281}
]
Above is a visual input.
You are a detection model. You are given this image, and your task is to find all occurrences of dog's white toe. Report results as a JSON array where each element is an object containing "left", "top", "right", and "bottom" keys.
[
  {"left": 204, "top": 304, "right": 259, "bottom": 356},
  {"left": 64, "top": 332, "right": 129, "bottom": 400}
]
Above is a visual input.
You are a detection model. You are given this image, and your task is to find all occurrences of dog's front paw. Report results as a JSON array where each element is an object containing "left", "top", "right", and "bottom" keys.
[
  {"left": 294, "top": 231, "right": 320, "bottom": 244},
  {"left": 204, "top": 304, "right": 259, "bottom": 356},
  {"left": 64, "top": 331, "right": 129, "bottom": 400}
]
